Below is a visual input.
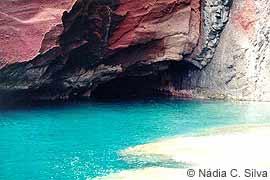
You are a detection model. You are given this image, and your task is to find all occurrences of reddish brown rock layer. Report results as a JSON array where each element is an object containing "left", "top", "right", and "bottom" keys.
[
  {"left": 0, "top": 0, "right": 75, "bottom": 67},
  {"left": 0, "top": 0, "right": 200, "bottom": 67},
  {"left": 109, "top": 0, "right": 201, "bottom": 61},
  {"left": 0, "top": 0, "right": 201, "bottom": 102}
]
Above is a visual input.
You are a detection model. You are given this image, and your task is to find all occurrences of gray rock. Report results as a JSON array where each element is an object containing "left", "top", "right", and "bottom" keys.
[{"left": 193, "top": 0, "right": 233, "bottom": 67}]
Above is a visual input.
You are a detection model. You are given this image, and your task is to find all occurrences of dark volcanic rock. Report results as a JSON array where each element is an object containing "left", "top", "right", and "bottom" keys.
[
  {"left": 4, "top": 0, "right": 266, "bottom": 102},
  {"left": 0, "top": 0, "right": 202, "bottom": 102},
  {"left": 193, "top": 0, "right": 270, "bottom": 101},
  {"left": 194, "top": 0, "right": 233, "bottom": 67}
]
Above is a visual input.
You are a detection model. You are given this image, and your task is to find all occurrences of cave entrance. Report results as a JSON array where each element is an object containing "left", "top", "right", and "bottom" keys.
[
  {"left": 91, "top": 61, "right": 197, "bottom": 99},
  {"left": 91, "top": 74, "right": 162, "bottom": 99}
]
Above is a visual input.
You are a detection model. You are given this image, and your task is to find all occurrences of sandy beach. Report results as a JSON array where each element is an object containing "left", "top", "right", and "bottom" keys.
[{"left": 93, "top": 124, "right": 270, "bottom": 180}]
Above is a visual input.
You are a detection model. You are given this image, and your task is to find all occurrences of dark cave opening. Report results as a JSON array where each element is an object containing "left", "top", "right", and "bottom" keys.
[
  {"left": 91, "top": 61, "right": 198, "bottom": 99},
  {"left": 0, "top": 61, "right": 198, "bottom": 108},
  {"left": 91, "top": 74, "right": 162, "bottom": 99}
]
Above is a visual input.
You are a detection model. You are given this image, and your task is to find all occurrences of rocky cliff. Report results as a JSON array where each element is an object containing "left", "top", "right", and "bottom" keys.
[
  {"left": 183, "top": 0, "right": 270, "bottom": 101},
  {"left": 0, "top": 0, "right": 269, "bottom": 103},
  {"left": 0, "top": 0, "right": 76, "bottom": 67}
]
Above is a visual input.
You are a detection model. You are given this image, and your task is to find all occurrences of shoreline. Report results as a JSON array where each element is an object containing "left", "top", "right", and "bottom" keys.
[{"left": 93, "top": 124, "right": 270, "bottom": 180}]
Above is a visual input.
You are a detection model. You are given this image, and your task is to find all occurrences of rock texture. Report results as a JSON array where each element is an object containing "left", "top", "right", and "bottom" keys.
[
  {"left": 108, "top": 0, "right": 201, "bottom": 62},
  {"left": 0, "top": 0, "right": 75, "bottom": 67},
  {"left": 0, "top": 0, "right": 201, "bottom": 102},
  {"left": 157, "top": 0, "right": 270, "bottom": 102},
  {"left": 194, "top": 0, "right": 270, "bottom": 101},
  {"left": 194, "top": 0, "right": 232, "bottom": 67},
  {"left": 1, "top": 0, "right": 270, "bottom": 102}
]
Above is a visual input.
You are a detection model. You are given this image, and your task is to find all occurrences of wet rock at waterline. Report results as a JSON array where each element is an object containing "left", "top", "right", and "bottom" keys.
[{"left": 0, "top": 0, "right": 270, "bottom": 102}]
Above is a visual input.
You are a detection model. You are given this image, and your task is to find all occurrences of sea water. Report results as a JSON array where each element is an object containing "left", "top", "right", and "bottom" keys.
[{"left": 1, "top": 98, "right": 270, "bottom": 180}]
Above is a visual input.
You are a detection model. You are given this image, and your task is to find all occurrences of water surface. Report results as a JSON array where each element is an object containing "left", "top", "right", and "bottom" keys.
[{"left": 0, "top": 98, "right": 270, "bottom": 180}]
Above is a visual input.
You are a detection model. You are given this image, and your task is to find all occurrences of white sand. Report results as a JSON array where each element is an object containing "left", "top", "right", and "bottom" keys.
[{"left": 92, "top": 124, "right": 270, "bottom": 180}]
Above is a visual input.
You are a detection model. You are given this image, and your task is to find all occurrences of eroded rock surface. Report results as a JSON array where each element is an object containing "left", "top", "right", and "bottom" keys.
[
  {"left": 1, "top": 0, "right": 269, "bottom": 102},
  {"left": 0, "top": 0, "right": 75, "bottom": 67},
  {"left": 0, "top": 0, "right": 201, "bottom": 102},
  {"left": 195, "top": 0, "right": 270, "bottom": 101},
  {"left": 194, "top": 0, "right": 233, "bottom": 67},
  {"left": 160, "top": 0, "right": 270, "bottom": 101}
]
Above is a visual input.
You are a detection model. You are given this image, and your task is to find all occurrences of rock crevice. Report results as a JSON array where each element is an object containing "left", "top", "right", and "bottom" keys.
[
  {"left": 1, "top": 0, "right": 270, "bottom": 102},
  {"left": 0, "top": 0, "right": 202, "bottom": 102},
  {"left": 193, "top": 0, "right": 233, "bottom": 68}
]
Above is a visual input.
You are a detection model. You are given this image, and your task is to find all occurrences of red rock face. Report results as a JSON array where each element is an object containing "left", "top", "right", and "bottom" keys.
[
  {"left": 0, "top": 0, "right": 75, "bottom": 67},
  {"left": 0, "top": 0, "right": 201, "bottom": 101},
  {"left": 109, "top": 0, "right": 201, "bottom": 61},
  {"left": 0, "top": 0, "right": 200, "bottom": 66}
]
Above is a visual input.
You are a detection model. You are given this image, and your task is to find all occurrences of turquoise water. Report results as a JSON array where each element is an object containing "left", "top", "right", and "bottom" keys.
[{"left": 1, "top": 98, "right": 270, "bottom": 180}]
